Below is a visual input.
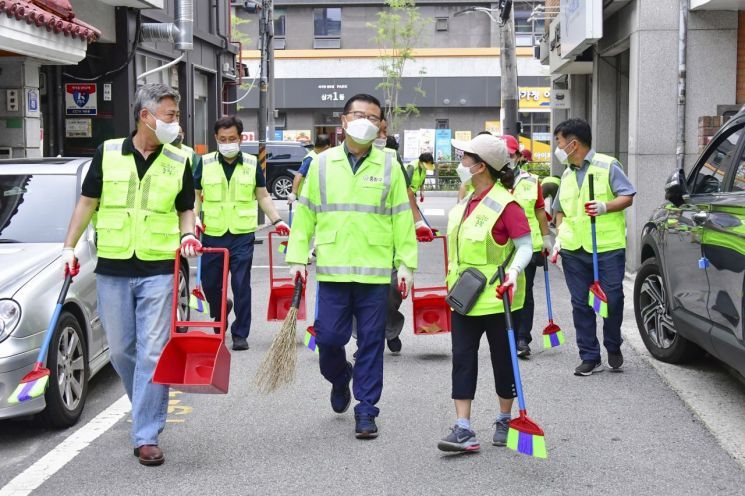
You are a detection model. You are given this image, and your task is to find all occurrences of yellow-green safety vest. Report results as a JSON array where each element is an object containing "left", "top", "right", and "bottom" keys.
[
  {"left": 286, "top": 144, "right": 417, "bottom": 284},
  {"left": 511, "top": 170, "right": 543, "bottom": 252},
  {"left": 542, "top": 176, "right": 561, "bottom": 187},
  {"left": 96, "top": 138, "right": 189, "bottom": 261},
  {"left": 557, "top": 153, "right": 627, "bottom": 252},
  {"left": 407, "top": 160, "right": 427, "bottom": 193},
  {"left": 201, "top": 151, "right": 259, "bottom": 236},
  {"left": 446, "top": 184, "right": 526, "bottom": 316}
]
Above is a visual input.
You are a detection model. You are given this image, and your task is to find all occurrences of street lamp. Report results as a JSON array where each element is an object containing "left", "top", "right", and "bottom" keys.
[{"left": 454, "top": 2, "right": 519, "bottom": 138}]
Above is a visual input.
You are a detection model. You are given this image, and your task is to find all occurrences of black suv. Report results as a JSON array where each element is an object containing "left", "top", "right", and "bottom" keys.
[
  {"left": 634, "top": 109, "right": 745, "bottom": 376},
  {"left": 241, "top": 141, "right": 310, "bottom": 199}
]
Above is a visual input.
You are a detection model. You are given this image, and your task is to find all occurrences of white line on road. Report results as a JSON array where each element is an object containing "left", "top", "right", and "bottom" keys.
[
  {"left": 422, "top": 208, "right": 445, "bottom": 216},
  {"left": 0, "top": 395, "right": 131, "bottom": 496}
]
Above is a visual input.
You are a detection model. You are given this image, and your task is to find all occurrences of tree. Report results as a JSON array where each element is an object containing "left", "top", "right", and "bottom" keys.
[
  {"left": 368, "top": 0, "right": 430, "bottom": 134},
  {"left": 231, "top": 13, "right": 255, "bottom": 111}
]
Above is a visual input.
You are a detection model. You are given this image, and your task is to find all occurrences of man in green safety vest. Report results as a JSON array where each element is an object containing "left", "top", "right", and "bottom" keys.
[
  {"left": 286, "top": 94, "right": 417, "bottom": 440},
  {"left": 550, "top": 118, "right": 636, "bottom": 376},
  {"left": 194, "top": 115, "right": 289, "bottom": 351},
  {"left": 406, "top": 152, "right": 435, "bottom": 200},
  {"left": 289, "top": 134, "right": 331, "bottom": 204},
  {"left": 61, "top": 83, "right": 200, "bottom": 466},
  {"left": 173, "top": 126, "right": 202, "bottom": 174}
]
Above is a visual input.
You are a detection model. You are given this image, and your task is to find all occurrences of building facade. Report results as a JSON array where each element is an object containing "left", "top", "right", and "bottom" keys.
[
  {"left": 233, "top": 0, "right": 551, "bottom": 161},
  {"left": 540, "top": 0, "right": 743, "bottom": 269}
]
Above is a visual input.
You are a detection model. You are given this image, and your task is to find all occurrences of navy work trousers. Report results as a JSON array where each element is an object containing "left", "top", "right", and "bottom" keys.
[
  {"left": 201, "top": 231, "right": 255, "bottom": 339},
  {"left": 316, "top": 281, "right": 389, "bottom": 417},
  {"left": 561, "top": 248, "right": 626, "bottom": 361}
]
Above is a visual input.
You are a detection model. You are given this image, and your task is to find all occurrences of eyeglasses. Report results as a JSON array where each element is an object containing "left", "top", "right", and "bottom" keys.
[
  {"left": 344, "top": 111, "right": 382, "bottom": 125},
  {"left": 216, "top": 136, "right": 241, "bottom": 144}
]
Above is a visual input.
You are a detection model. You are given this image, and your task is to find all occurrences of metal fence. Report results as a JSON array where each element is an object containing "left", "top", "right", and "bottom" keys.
[{"left": 421, "top": 161, "right": 552, "bottom": 191}]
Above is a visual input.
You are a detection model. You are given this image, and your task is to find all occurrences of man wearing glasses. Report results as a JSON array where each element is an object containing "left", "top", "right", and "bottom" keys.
[
  {"left": 194, "top": 115, "right": 290, "bottom": 351},
  {"left": 286, "top": 94, "right": 417, "bottom": 439}
]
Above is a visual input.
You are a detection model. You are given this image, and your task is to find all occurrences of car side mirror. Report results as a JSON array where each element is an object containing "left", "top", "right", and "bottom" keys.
[{"left": 665, "top": 169, "right": 687, "bottom": 207}]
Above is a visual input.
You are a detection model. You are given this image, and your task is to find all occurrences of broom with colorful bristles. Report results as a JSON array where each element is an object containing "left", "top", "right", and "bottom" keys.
[
  {"left": 255, "top": 275, "right": 304, "bottom": 393},
  {"left": 587, "top": 174, "right": 609, "bottom": 318},
  {"left": 497, "top": 266, "right": 547, "bottom": 459},
  {"left": 8, "top": 263, "right": 77, "bottom": 404},
  {"left": 542, "top": 253, "right": 564, "bottom": 349}
]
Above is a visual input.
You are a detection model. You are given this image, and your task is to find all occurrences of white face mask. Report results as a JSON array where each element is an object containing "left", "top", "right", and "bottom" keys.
[
  {"left": 146, "top": 115, "right": 180, "bottom": 145},
  {"left": 345, "top": 118, "right": 379, "bottom": 145},
  {"left": 554, "top": 140, "right": 574, "bottom": 164},
  {"left": 456, "top": 162, "right": 479, "bottom": 184},
  {"left": 218, "top": 142, "right": 241, "bottom": 159}
]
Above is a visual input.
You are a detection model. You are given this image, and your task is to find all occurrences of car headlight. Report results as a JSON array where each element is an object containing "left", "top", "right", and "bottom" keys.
[{"left": 0, "top": 299, "right": 21, "bottom": 343}]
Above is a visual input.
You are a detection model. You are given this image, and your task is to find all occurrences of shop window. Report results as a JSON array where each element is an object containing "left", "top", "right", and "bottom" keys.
[
  {"left": 514, "top": 3, "right": 544, "bottom": 47},
  {"left": 274, "top": 8, "right": 286, "bottom": 38},
  {"left": 135, "top": 53, "right": 177, "bottom": 88},
  {"left": 314, "top": 8, "right": 341, "bottom": 38}
]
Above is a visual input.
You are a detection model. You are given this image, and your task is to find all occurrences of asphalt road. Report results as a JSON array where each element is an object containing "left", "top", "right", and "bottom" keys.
[{"left": 1, "top": 196, "right": 745, "bottom": 495}]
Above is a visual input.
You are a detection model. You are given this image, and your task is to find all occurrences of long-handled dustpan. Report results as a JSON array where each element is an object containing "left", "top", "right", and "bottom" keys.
[{"left": 587, "top": 174, "right": 609, "bottom": 318}]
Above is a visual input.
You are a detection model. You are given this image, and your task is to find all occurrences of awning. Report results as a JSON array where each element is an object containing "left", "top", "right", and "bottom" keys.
[{"left": 0, "top": 0, "right": 101, "bottom": 65}]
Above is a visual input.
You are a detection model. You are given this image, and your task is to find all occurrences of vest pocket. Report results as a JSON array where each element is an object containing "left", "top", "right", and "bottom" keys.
[
  {"left": 203, "top": 205, "right": 226, "bottom": 234},
  {"left": 145, "top": 174, "right": 179, "bottom": 213},
  {"left": 233, "top": 207, "right": 257, "bottom": 231},
  {"left": 143, "top": 213, "right": 180, "bottom": 256},
  {"left": 96, "top": 211, "right": 131, "bottom": 251},
  {"left": 459, "top": 226, "right": 488, "bottom": 266},
  {"left": 234, "top": 175, "right": 256, "bottom": 202},
  {"left": 102, "top": 170, "right": 132, "bottom": 208},
  {"left": 202, "top": 175, "right": 224, "bottom": 202}
]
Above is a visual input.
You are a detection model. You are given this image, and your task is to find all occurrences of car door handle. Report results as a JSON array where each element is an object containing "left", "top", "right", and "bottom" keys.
[{"left": 693, "top": 211, "right": 709, "bottom": 225}]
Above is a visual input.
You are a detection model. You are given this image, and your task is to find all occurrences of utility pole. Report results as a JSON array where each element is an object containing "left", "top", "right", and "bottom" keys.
[
  {"left": 257, "top": 1, "right": 268, "bottom": 224},
  {"left": 267, "top": 2, "right": 276, "bottom": 137},
  {"left": 499, "top": 2, "right": 519, "bottom": 138}
]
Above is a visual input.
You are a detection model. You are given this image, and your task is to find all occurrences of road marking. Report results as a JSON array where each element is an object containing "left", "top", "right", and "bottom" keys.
[
  {"left": 0, "top": 395, "right": 131, "bottom": 496},
  {"left": 422, "top": 208, "right": 445, "bottom": 216}
]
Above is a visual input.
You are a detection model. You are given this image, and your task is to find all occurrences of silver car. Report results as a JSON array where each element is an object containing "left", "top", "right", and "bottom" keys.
[{"left": 0, "top": 158, "right": 190, "bottom": 427}]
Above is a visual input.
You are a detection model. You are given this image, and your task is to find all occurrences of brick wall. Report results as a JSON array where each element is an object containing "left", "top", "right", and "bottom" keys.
[
  {"left": 738, "top": 12, "right": 745, "bottom": 104},
  {"left": 698, "top": 115, "right": 734, "bottom": 151}
]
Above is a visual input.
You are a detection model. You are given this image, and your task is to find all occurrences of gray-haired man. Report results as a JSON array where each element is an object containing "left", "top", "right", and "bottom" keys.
[{"left": 62, "top": 83, "right": 199, "bottom": 466}]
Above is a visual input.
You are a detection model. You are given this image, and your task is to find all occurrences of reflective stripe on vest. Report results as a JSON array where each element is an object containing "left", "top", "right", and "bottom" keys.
[
  {"left": 512, "top": 172, "right": 543, "bottom": 251},
  {"left": 304, "top": 145, "right": 411, "bottom": 284},
  {"left": 446, "top": 183, "right": 526, "bottom": 316},
  {"left": 96, "top": 138, "right": 188, "bottom": 261},
  {"left": 557, "top": 153, "right": 627, "bottom": 253},
  {"left": 201, "top": 151, "right": 258, "bottom": 236}
]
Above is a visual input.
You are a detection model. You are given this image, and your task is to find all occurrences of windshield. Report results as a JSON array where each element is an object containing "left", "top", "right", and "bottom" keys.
[{"left": 0, "top": 174, "right": 77, "bottom": 243}]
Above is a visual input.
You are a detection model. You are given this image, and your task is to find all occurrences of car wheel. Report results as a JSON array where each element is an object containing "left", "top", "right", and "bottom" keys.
[
  {"left": 272, "top": 175, "right": 293, "bottom": 200},
  {"left": 39, "top": 311, "right": 89, "bottom": 428},
  {"left": 634, "top": 257, "right": 703, "bottom": 363},
  {"left": 177, "top": 259, "right": 190, "bottom": 323}
]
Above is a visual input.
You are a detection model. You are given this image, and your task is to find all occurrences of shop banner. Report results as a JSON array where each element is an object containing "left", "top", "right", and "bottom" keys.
[
  {"left": 435, "top": 129, "right": 452, "bottom": 162},
  {"left": 418, "top": 129, "right": 436, "bottom": 156},
  {"left": 403, "top": 130, "right": 420, "bottom": 162}
]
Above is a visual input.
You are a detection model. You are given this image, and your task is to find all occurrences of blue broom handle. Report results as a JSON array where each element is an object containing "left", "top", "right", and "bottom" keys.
[
  {"left": 588, "top": 173, "right": 600, "bottom": 282},
  {"left": 37, "top": 273, "right": 73, "bottom": 363},
  {"left": 313, "top": 281, "right": 320, "bottom": 321},
  {"left": 499, "top": 267, "right": 527, "bottom": 412},
  {"left": 543, "top": 256, "right": 554, "bottom": 322},
  {"left": 289, "top": 203, "right": 293, "bottom": 227}
]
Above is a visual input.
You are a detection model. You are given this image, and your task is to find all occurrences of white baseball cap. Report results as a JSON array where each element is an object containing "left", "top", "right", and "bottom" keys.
[{"left": 451, "top": 134, "right": 511, "bottom": 171}]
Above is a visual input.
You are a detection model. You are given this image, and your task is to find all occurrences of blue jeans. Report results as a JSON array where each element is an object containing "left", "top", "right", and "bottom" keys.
[
  {"left": 202, "top": 232, "right": 255, "bottom": 339},
  {"left": 315, "top": 282, "right": 389, "bottom": 417},
  {"left": 561, "top": 249, "right": 626, "bottom": 361},
  {"left": 97, "top": 274, "right": 172, "bottom": 447}
]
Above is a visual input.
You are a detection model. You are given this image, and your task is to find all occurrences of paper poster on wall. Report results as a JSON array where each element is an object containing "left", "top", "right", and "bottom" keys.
[
  {"left": 418, "top": 129, "right": 436, "bottom": 156},
  {"left": 484, "top": 121, "right": 501, "bottom": 135},
  {"left": 434, "top": 129, "right": 452, "bottom": 162},
  {"left": 65, "top": 118, "right": 92, "bottom": 138},
  {"left": 65, "top": 83, "right": 97, "bottom": 116},
  {"left": 454, "top": 131, "right": 471, "bottom": 142},
  {"left": 283, "top": 130, "right": 312, "bottom": 143},
  {"left": 403, "top": 130, "right": 420, "bottom": 162}
]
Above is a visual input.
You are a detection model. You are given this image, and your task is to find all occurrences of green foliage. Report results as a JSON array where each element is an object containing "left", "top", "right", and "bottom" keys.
[
  {"left": 368, "top": 0, "right": 430, "bottom": 134},
  {"left": 231, "top": 13, "right": 254, "bottom": 111}
]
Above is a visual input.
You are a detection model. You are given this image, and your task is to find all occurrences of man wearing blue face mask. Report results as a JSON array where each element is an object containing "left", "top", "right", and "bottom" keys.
[
  {"left": 286, "top": 94, "right": 417, "bottom": 439},
  {"left": 194, "top": 115, "right": 290, "bottom": 351}
]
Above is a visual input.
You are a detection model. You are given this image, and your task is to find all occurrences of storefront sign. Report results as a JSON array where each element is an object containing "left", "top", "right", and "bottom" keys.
[
  {"left": 435, "top": 129, "right": 452, "bottom": 162},
  {"left": 533, "top": 132, "right": 552, "bottom": 142},
  {"left": 65, "top": 118, "right": 92, "bottom": 138},
  {"left": 103, "top": 83, "right": 112, "bottom": 102},
  {"left": 65, "top": 83, "right": 97, "bottom": 116},
  {"left": 283, "top": 130, "right": 312, "bottom": 143},
  {"left": 317, "top": 83, "right": 348, "bottom": 103},
  {"left": 241, "top": 132, "right": 257, "bottom": 142},
  {"left": 519, "top": 136, "right": 552, "bottom": 163},
  {"left": 519, "top": 87, "right": 551, "bottom": 111},
  {"left": 484, "top": 121, "right": 501, "bottom": 135}
]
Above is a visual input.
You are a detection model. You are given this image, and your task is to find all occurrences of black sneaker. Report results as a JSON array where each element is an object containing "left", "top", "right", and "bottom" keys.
[
  {"left": 574, "top": 360, "right": 603, "bottom": 376},
  {"left": 438, "top": 425, "right": 480, "bottom": 452},
  {"left": 517, "top": 339, "right": 531, "bottom": 358},
  {"left": 330, "top": 362, "right": 353, "bottom": 413},
  {"left": 608, "top": 352, "right": 624, "bottom": 372},
  {"left": 231, "top": 336, "right": 249, "bottom": 351},
  {"left": 387, "top": 337, "right": 402, "bottom": 355},
  {"left": 354, "top": 414, "right": 378, "bottom": 439}
]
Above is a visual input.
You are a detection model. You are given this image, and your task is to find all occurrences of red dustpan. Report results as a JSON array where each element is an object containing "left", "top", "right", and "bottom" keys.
[
  {"left": 412, "top": 235, "right": 451, "bottom": 334},
  {"left": 153, "top": 248, "right": 231, "bottom": 394}
]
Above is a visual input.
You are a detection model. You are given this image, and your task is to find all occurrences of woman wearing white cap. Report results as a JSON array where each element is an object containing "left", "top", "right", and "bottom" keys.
[{"left": 438, "top": 133, "right": 534, "bottom": 453}]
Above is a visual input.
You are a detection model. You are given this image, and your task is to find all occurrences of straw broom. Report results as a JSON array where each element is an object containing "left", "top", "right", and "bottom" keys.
[{"left": 255, "top": 277, "right": 304, "bottom": 393}]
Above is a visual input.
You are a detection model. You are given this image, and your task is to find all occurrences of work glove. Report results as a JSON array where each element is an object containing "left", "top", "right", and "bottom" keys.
[
  {"left": 415, "top": 220, "right": 434, "bottom": 242},
  {"left": 584, "top": 200, "right": 608, "bottom": 217},
  {"left": 179, "top": 234, "right": 202, "bottom": 258},
  {"left": 274, "top": 220, "right": 291, "bottom": 236},
  {"left": 287, "top": 192, "right": 297, "bottom": 205},
  {"left": 550, "top": 239, "right": 561, "bottom": 264},
  {"left": 496, "top": 268, "right": 520, "bottom": 302},
  {"left": 61, "top": 247, "right": 79, "bottom": 277},
  {"left": 397, "top": 264, "right": 413, "bottom": 299},
  {"left": 195, "top": 216, "right": 205, "bottom": 238},
  {"left": 419, "top": 191, "right": 424, "bottom": 203},
  {"left": 289, "top": 264, "right": 307, "bottom": 284},
  {"left": 542, "top": 234, "right": 553, "bottom": 256}
]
